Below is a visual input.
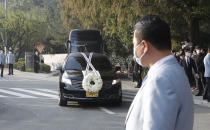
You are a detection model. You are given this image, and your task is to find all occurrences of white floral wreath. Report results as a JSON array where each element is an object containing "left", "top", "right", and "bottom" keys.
[{"left": 81, "top": 53, "right": 103, "bottom": 92}]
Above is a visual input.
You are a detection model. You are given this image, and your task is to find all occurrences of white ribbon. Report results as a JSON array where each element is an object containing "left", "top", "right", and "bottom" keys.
[{"left": 81, "top": 52, "right": 100, "bottom": 77}]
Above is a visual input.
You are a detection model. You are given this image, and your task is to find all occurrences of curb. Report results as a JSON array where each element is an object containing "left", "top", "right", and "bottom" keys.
[{"left": 194, "top": 99, "right": 210, "bottom": 108}]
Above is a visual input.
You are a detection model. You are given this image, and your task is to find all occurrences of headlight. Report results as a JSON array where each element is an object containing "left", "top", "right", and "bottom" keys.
[
  {"left": 112, "top": 79, "right": 121, "bottom": 85},
  {"left": 62, "top": 71, "right": 72, "bottom": 85}
]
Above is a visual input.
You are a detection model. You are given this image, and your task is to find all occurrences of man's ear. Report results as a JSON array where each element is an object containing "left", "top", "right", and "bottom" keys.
[{"left": 141, "top": 40, "right": 150, "bottom": 53}]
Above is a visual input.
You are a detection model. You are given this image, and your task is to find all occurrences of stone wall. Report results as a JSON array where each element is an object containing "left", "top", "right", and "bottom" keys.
[{"left": 42, "top": 54, "right": 67, "bottom": 71}]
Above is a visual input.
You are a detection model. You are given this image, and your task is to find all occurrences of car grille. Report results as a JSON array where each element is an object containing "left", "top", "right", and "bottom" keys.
[
  {"left": 71, "top": 79, "right": 83, "bottom": 89},
  {"left": 71, "top": 79, "right": 112, "bottom": 90}
]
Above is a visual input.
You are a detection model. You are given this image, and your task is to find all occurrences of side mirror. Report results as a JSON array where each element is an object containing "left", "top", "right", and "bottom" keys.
[
  {"left": 56, "top": 65, "right": 63, "bottom": 72},
  {"left": 65, "top": 40, "right": 71, "bottom": 54}
]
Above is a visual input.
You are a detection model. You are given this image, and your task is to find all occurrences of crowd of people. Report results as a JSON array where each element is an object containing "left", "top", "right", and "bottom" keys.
[
  {"left": 131, "top": 44, "right": 210, "bottom": 102},
  {"left": 172, "top": 46, "right": 210, "bottom": 102}
]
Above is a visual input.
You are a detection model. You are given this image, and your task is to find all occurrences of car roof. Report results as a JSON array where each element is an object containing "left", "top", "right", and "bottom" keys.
[{"left": 68, "top": 52, "right": 108, "bottom": 59}]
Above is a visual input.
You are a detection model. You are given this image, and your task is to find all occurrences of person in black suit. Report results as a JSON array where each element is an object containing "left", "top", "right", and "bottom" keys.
[
  {"left": 34, "top": 51, "right": 40, "bottom": 73},
  {"left": 180, "top": 48, "right": 198, "bottom": 87},
  {"left": 131, "top": 59, "right": 142, "bottom": 88},
  {"left": 194, "top": 46, "right": 205, "bottom": 96}
]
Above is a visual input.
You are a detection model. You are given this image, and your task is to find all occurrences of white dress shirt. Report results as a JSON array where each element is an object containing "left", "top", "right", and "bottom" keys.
[
  {"left": 0, "top": 53, "right": 6, "bottom": 65},
  {"left": 125, "top": 55, "right": 194, "bottom": 130},
  {"left": 204, "top": 54, "right": 210, "bottom": 77},
  {"left": 6, "top": 53, "right": 15, "bottom": 64}
]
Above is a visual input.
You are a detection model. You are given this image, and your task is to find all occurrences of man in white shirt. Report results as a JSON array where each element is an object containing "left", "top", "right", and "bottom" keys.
[
  {"left": 125, "top": 15, "right": 194, "bottom": 130},
  {"left": 203, "top": 46, "right": 210, "bottom": 102},
  {"left": 6, "top": 50, "right": 15, "bottom": 75},
  {"left": 0, "top": 49, "right": 6, "bottom": 77}
]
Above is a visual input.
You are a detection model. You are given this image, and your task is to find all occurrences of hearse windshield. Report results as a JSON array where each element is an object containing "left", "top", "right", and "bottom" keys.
[
  {"left": 65, "top": 55, "right": 112, "bottom": 71},
  {"left": 71, "top": 41, "right": 101, "bottom": 53}
]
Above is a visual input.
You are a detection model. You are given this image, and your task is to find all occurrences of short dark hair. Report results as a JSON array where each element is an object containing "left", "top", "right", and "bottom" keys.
[
  {"left": 134, "top": 15, "right": 171, "bottom": 50},
  {"left": 195, "top": 46, "right": 201, "bottom": 49},
  {"left": 184, "top": 47, "right": 191, "bottom": 52}
]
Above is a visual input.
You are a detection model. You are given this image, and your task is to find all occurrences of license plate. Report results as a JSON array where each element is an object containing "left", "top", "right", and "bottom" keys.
[{"left": 86, "top": 92, "right": 99, "bottom": 97}]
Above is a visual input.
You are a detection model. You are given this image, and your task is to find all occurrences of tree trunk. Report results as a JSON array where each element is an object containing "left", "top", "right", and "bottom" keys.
[{"left": 188, "top": 17, "right": 200, "bottom": 46}]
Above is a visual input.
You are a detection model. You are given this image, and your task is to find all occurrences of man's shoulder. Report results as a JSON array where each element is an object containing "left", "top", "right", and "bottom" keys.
[
  {"left": 204, "top": 54, "right": 210, "bottom": 62},
  {"left": 205, "top": 54, "right": 210, "bottom": 59},
  {"left": 149, "top": 63, "right": 186, "bottom": 86},
  {"left": 157, "top": 62, "right": 183, "bottom": 75}
]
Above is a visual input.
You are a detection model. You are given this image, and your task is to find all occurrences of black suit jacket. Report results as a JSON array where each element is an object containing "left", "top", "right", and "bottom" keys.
[
  {"left": 180, "top": 57, "right": 197, "bottom": 82},
  {"left": 34, "top": 55, "right": 40, "bottom": 64},
  {"left": 131, "top": 60, "right": 142, "bottom": 81},
  {"left": 194, "top": 54, "right": 205, "bottom": 74}
]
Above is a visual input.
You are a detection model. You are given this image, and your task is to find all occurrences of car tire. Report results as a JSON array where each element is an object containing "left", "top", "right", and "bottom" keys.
[{"left": 59, "top": 89, "right": 67, "bottom": 106}]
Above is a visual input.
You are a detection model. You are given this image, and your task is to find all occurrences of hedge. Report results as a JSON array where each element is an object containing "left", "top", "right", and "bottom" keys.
[
  {"left": 14, "top": 58, "right": 51, "bottom": 73},
  {"left": 39, "top": 63, "right": 51, "bottom": 73},
  {"left": 14, "top": 58, "right": 25, "bottom": 71}
]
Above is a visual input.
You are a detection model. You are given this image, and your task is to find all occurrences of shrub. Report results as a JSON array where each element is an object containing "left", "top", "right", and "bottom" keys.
[
  {"left": 25, "top": 68, "right": 34, "bottom": 72},
  {"left": 40, "top": 63, "right": 51, "bottom": 73},
  {"left": 14, "top": 58, "right": 25, "bottom": 71}
]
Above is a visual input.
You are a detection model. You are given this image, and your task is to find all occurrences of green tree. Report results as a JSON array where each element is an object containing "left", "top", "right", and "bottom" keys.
[
  {"left": 136, "top": 0, "right": 210, "bottom": 46},
  {"left": 0, "top": 0, "right": 48, "bottom": 60}
]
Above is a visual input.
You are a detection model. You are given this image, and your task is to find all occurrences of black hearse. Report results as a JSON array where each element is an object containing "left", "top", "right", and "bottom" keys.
[
  {"left": 57, "top": 52, "right": 122, "bottom": 106},
  {"left": 57, "top": 29, "right": 122, "bottom": 106}
]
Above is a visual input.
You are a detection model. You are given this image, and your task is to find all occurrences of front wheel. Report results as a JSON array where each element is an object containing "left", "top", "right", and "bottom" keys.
[{"left": 59, "top": 89, "right": 67, "bottom": 106}]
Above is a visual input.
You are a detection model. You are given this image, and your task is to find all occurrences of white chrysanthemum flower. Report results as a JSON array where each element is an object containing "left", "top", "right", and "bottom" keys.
[{"left": 82, "top": 71, "right": 103, "bottom": 92}]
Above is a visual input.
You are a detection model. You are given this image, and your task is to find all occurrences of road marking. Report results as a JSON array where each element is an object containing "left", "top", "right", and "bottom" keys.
[
  {"left": 0, "top": 78, "right": 7, "bottom": 81},
  {"left": 0, "top": 95, "right": 7, "bottom": 97},
  {"left": 35, "top": 89, "right": 58, "bottom": 94},
  {"left": 99, "top": 107, "right": 116, "bottom": 115},
  {"left": 11, "top": 88, "right": 58, "bottom": 99},
  {"left": 123, "top": 91, "right": 137, "bottom": 96},
  {"left": 123, "top": 98, "right": 133, "bottom": 102},
  {"left": 123, "top": 95, "right": 134, "bottom": 99},
  {"left": 0, "top": 79, "right": 45, "bottom": 82},
  {"left": 0, "top": 89, "right": 37, "bottom": 98}
]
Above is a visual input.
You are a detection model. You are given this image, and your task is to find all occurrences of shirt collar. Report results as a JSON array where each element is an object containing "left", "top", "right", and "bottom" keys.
[{"left": 148, "top": 54, "right": 175, "bottom": 76}]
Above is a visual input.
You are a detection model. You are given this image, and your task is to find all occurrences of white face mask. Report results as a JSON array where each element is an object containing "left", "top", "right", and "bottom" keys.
[
  {"left": 185, "top": 53, "right": 190, "bottom": 57},
  {"left": 133, "top": 44, "right": 145, "bottom": 66},
  {"left": 196, "top": 50, "right": 200, "bottom": 54}
]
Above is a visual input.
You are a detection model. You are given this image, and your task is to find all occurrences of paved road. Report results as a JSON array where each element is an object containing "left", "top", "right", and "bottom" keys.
[{"left": 0, "top": 70, "right": 210, "bottom": 130}]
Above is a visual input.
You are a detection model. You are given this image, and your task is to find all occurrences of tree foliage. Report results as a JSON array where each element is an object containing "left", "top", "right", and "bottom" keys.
[
  {"left": 0, "top": 0, "right": 66, "bottom": 60},
  {"left": 58, "top": 0, "right": 210, "bottom": 58},
  {"left": 0, "top": 0, "right": 48, "bottom": 60}
]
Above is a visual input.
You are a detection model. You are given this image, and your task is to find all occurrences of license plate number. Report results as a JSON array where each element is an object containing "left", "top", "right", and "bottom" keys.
[{"left": 86, "top": 92, "right": 99, "bottom": 97}]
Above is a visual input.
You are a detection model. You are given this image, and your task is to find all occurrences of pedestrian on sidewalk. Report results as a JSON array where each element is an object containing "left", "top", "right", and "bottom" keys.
[
  {"left": 131, "top": 59, "right": 142, "bottom": 88},
  {"left": 194, "top": 46, "right": 205, "bottom": 96},
  {"left": 34, "top": 51, "right": 40, "bottom": 73},
  {"left": 125, "top": 15, "right": 194, "bottom": 130},
  {"left": 6, "top": 50, "right": 15, "bottom": 75},
  {"left": 0, "top": 49, "right": 6, "bottom": 77},
  {"left": 203, "top": 46, "right": 210, "bottom": 102},
  {"left": 180, "top": 48, "right": 198, "bottom": 87}
]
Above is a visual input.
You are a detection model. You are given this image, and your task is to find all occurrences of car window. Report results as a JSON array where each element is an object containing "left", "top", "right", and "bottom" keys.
[
  {"left": 65, "top": 55, "right": 112, "bottom": 71},
  {"left": 71, "top": 41, "right": 101, "bottom": 53}
]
